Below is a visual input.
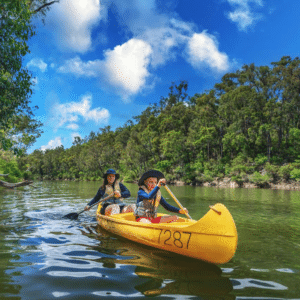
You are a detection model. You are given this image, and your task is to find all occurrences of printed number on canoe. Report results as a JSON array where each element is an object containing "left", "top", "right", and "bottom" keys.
[{"left": 158, "top": 230, "right": 192, "bottom": 249}]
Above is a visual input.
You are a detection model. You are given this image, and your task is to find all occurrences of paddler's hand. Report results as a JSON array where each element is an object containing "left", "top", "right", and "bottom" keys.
[
  {"left": 84, "top": 205, "right": 91, "bottom": 211},
  {"left": 179, "top": 208, "right": 188, "bottom": 214},
  {"left": 114, "top": 191, "right": 121, "bottom": 198},
  {"left": 157, "top": 178, "right": 166, "bottom": 187}
]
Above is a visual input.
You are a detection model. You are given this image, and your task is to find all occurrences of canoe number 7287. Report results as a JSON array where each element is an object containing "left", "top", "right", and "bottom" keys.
[{"left": 158, "top": 230, "right": 192, "bottom": 249}]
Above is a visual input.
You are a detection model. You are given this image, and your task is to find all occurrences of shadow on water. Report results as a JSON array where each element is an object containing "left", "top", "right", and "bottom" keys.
[{"left": 87, "top": 225, "right": 235, "bottom": 299}]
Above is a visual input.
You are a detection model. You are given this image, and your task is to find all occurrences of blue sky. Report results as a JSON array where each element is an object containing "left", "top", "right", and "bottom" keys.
[{"left": 25, "top": 0, "right": 300, "bottom": 152}]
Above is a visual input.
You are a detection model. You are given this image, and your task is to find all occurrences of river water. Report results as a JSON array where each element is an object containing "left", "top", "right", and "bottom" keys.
[{"left": 0, "top": 181, "right": 299, "bottom": 299}]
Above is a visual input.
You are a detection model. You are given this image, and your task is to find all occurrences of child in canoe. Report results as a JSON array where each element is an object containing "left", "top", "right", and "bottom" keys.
[
  {"left": 135, "top": 170, "right": 188, "bottom": 223},
  {"left": 84, "top": 169, "right": 135, "bottom": 216}
]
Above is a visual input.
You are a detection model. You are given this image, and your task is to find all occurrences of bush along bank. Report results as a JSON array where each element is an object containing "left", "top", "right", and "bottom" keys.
[
  {"left": 187, "top": 158, "right": 300, "bottom": 190},
  {"left": 0, "top": 151, "right": 26, "bottom": 183}
]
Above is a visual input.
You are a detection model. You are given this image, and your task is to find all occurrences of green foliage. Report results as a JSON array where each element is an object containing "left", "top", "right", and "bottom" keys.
[
  {"left": 250, "top": 172, "right": 271, "bottom": 186},
  {"left": 0, "top": 0, "right": 34, "bottom": 130},
  {"left": 290, "top": 168, "right": 300, "bottom": 181},
  {"left": 264, "top": 162, "right": 279, "bottom": 181},
  {"left": 20, "top": 57, "right": 300, "bottom": 185},
  {"left": 0, "top": 155, "right": 23, "bottom": 183},
  {"left": 278, "top": 165, "right": 293, "bottom": 181},
  {"left": 123, "top": 170, "right": 137, "bottom": 182},
  {"left": 156, "top": 160, "right": 173, "bottom": 173},
  {"left": 0, "top": 1, "right": 49, "bottom": 155},
  {"left": 254, "top": 155, "right": 268, "bottom": 166},
  {"left": 199, "top": 170, "right": 215, "bottom": 183}
]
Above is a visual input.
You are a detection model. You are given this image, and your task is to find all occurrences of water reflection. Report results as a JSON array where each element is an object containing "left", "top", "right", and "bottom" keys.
[
  {"left": 231, "top": 278, "right": 287, "bottom": 290},
  {"left": 91, "top": 225, "right": 234, "bottom": 299}
]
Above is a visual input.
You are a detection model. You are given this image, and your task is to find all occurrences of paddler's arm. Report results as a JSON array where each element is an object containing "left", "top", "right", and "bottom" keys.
[
  {"left": 84, "top": 188, "right": 105, "bottom": 211},
  {"left": 138, "top": 186, "right": 160, "bottom": 200},
  {"left": 159, "top": 196, "right": 180, "bottom": 213},
  {"left": 158, "top": 178, "right": 188, "bottom": 215},
  {"left": 119, "top": 183, "right": 131, "bottom": 198}
]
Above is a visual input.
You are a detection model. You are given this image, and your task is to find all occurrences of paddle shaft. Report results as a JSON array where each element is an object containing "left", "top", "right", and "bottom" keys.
[
  {"left": 77, "top": 194, "right": 114, "bottom": 215},
  {"left": 163, "top": 184, "right": 192, "bottom": 219}
]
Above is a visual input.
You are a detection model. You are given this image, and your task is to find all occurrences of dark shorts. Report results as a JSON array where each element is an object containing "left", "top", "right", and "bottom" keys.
[{"left": 100, "top": 203, "right": 126, "bottom": 215}]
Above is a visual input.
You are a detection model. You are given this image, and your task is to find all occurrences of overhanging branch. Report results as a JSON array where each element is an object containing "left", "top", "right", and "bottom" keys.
[
  {"left": 0, "top": 180, "right": 34, "bottom": 189},
  {"left": 34, "top": 1, "right": 59, "bottom": 14}
]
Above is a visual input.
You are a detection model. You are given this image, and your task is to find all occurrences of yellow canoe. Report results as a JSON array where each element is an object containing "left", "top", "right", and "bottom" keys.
[{"left": 96, "top": 203, "right": 238, "bottom": 264}]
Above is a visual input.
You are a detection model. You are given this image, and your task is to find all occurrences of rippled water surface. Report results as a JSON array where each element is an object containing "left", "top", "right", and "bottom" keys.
[{"left": 1, "top": 181, "right": 300, "bottom": 299}]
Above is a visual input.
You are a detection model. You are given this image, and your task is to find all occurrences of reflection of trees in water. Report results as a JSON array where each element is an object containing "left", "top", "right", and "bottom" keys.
[
  {"left": 83, "top": 225, "right": 235, "bottom": 299},
  {"left": 0, "top": 223, "right": 22, "bottom": 299}
]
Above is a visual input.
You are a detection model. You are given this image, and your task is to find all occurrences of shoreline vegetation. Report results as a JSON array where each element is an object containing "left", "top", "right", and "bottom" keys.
[
  {"left": 35, "top": 177, "right": 300, "bottom": 191},
  {"left": 2, "top": 56, "right": 300, "bottom": 192}
]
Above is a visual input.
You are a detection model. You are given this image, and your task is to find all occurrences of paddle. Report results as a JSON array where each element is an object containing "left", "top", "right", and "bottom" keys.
[
  {"left": 63, "top": 194, "right": 114, "bottom": 220},
  {"left": 163, "top": 184, "right": 192, "bottom": 219}
]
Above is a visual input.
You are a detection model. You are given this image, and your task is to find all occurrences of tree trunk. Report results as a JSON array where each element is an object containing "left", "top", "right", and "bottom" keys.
[
  {"left": 0, "top": 180, "right": 34, "bottom": 189},
  {"left": 267, "top": 132, "right": 271, "bottom": 162}
]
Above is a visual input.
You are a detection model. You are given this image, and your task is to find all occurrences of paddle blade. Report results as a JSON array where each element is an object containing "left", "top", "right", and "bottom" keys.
[{"left": 63, "top": 212, "right": 79, "bottom": 220}]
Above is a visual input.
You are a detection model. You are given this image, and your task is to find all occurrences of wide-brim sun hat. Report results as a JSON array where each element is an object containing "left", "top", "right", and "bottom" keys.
[
  {"left": 138, "top": 170, "right": 165, "bottom": 186},
  {"left": 103, "top": 169, "right": 120, "bottom": 179}
]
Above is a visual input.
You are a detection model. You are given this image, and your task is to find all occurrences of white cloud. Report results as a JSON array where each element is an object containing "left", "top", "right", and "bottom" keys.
[
  {"left": 226, "top": 0, "right": 264, "bottom": 31},
  {"left": 48, "top": 0, "right": 102, "bottom": 53},
  {"left": 109, "top": 1, "right": 232, "bottom": 79},
  {"left": 66, "top": 123, "right": 79, "bottom": 130},
  {"left": 56, "top": 1, "right": 232, "bottom": 99},
  {"left": 58, "top": 39, "right": 153, "bottom": 100},
  {"left": 140, "top": 26, "right": 186, "bottom": 67},
  {"left": 49, "top": 94, "right": 110, "bottom": 131},
  {"left": 110, "top": 1, "right": 188, "bottom": 67},
  {"left": 111, "top": 0, "right": 163, "bottom": 35},
  {"left": 57, "top": 56, "right": 101, "bottom": 77},
  {"left": 186, "top": 32, "right": 229, "bottom": 72},
  {"left": 27, "top": 58, "right": 48, "bottom": 72},
  {"left": 40, "top": 137, "right": 62, "bottom": 151},
  {"left": 103, "top": 39, "right": 153, "bottom": 98}
]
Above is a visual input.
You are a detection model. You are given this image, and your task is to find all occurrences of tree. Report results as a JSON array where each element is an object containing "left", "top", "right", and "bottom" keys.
[
  {"left": 0, "top": 0, "right": 58, "bottom": 154},
  {"left": 0, "top": 0, "right": 34, "bottom": 131}
]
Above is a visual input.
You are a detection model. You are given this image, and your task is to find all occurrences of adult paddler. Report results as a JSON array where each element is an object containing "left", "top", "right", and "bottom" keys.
[
  {"left": 134, "top": 170, "right": 188, "bottom": 223},
  {"left": 84, "top": 169, "right": 135, "bottom": 216}
]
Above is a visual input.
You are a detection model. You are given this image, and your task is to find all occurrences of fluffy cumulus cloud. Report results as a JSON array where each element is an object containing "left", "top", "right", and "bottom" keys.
[
  {"left": 40, "top": 137, "right": 62, "bottom": 151},
  {"left": 226, "top": 0, "right": 264, "bottom": 31},
  {"left": 58, "top": 39, "right": 153, "bottom": 99},
  {"left": 49, "top": 94, "right": 110, "bottom": 131},
  {"left": 48, "top": 0, "right": 101, "bottom": 52},
  {"left": 27, "top": 58, "right": 48, "bottom": 72},
  {"left": 186, "top": 32, "right": 229, "bottom": 72},
  {"left": 55, "top": 0, "right": 232, "bottom": 99},
  {"left": 103, "top": 39, "right": 153, "bottom": 98}
]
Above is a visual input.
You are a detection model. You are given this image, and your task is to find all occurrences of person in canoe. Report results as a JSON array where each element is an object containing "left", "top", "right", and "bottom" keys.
[
  {"left": 84, "top": 169, "right": 135, "bottom": 216},
  {"left": 134, "top": 170, "right": 188, "bottom": 223}
]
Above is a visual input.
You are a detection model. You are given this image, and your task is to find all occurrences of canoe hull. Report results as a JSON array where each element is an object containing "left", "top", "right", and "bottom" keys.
[{"left": 96, "top": 203, "right": 237, "bottom": 264}]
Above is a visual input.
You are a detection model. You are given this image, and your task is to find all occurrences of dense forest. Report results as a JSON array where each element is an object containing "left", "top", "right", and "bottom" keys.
[
  {"left": 1, "top": 2, "right": 300, "bottom": 187},
  {"left": 18, "top": 56, "right": 300, "bottom": 186}
]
